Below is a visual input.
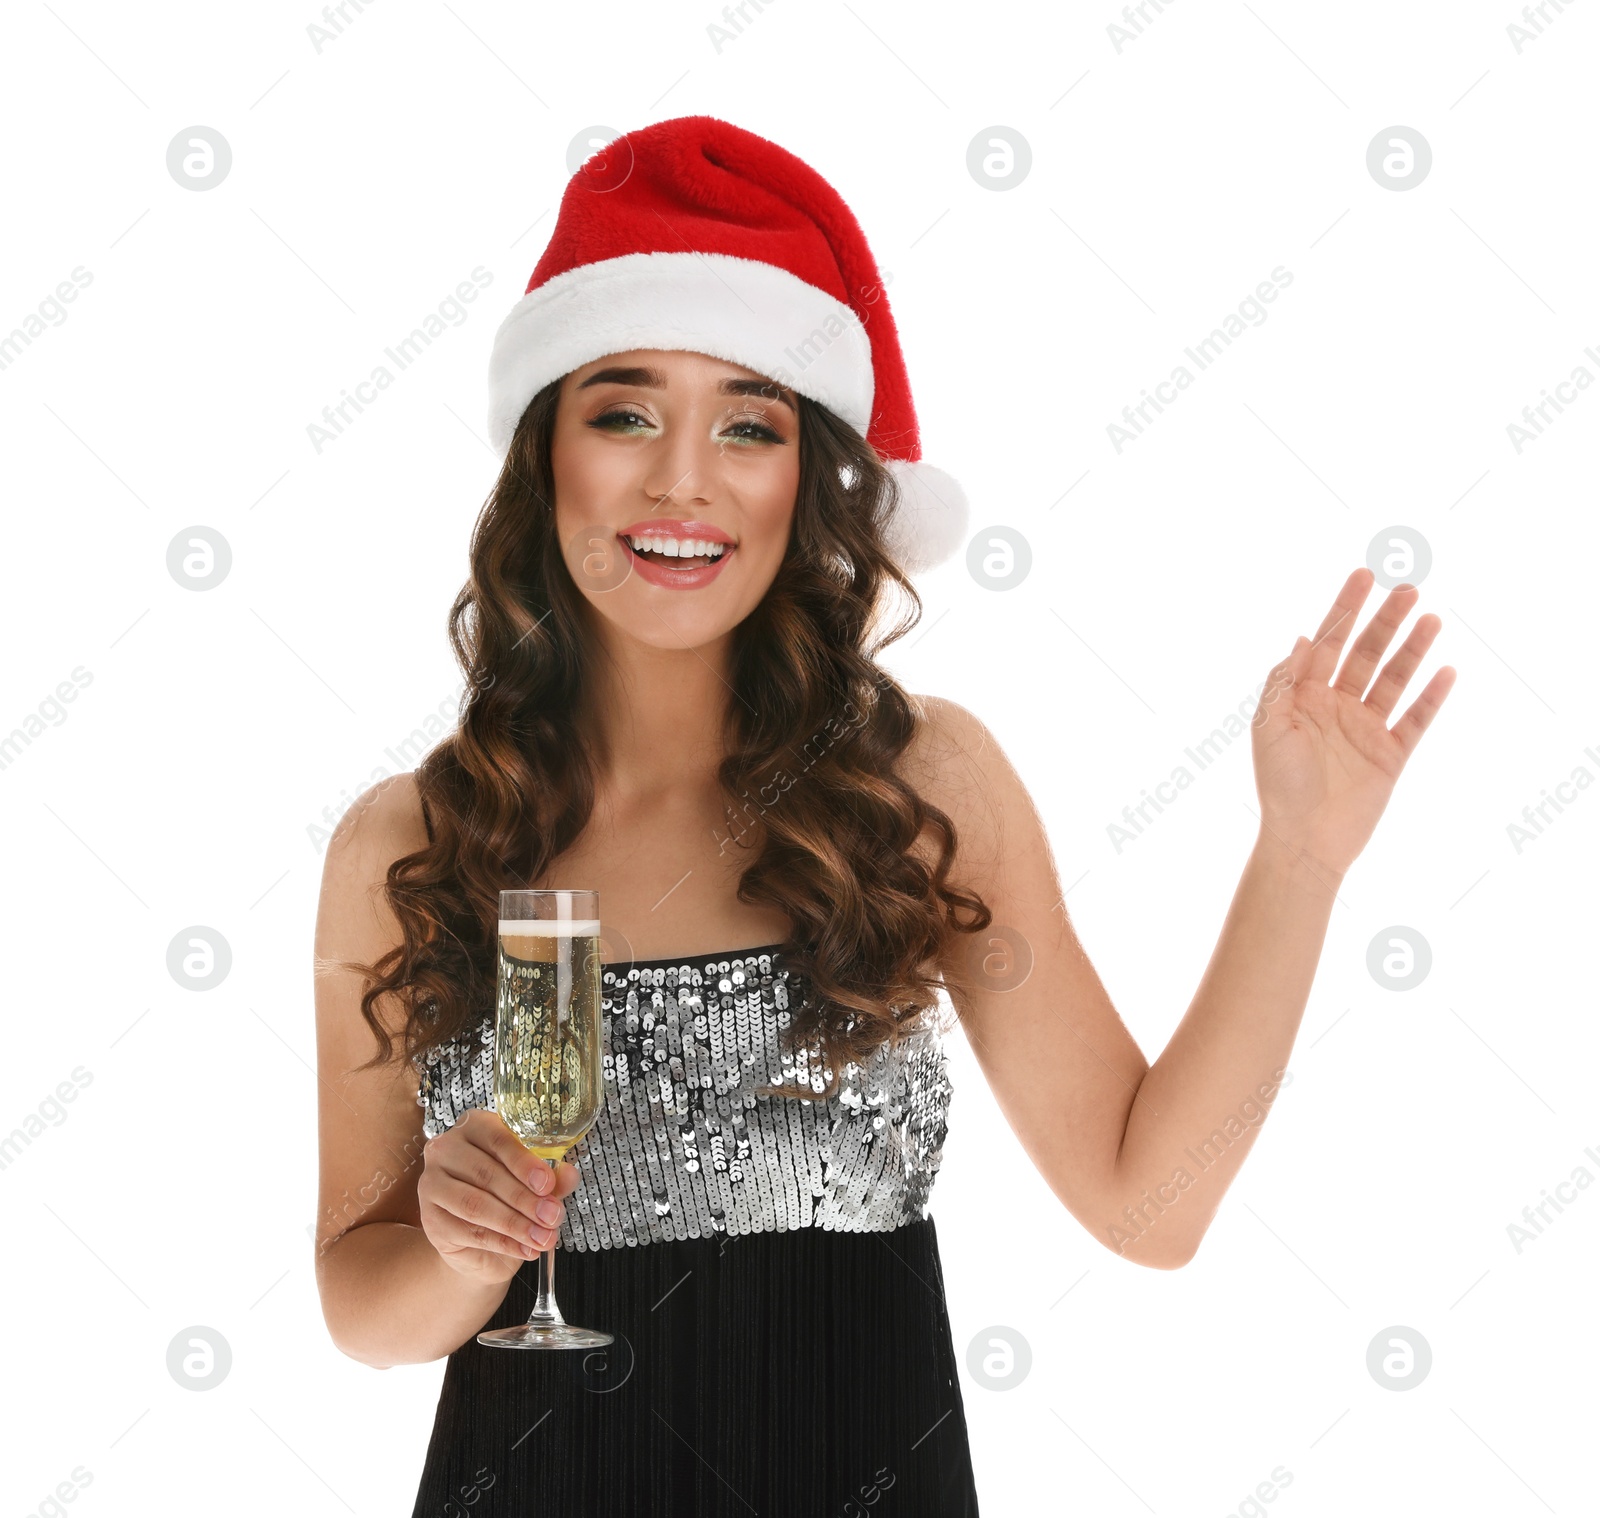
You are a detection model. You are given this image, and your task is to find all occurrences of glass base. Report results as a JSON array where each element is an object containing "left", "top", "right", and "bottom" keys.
[{"left": 477, "top": 1321, "right": 614, "bottom": 1350}]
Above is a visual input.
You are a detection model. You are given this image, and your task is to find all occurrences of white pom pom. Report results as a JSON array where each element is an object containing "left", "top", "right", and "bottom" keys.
[{"left": 881, "top": 459, "right": 969, "bottom": 575}]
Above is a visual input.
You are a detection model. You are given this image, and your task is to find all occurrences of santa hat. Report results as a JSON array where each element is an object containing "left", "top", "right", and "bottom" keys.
[{"left": 486, "top": 115, "right": 968, "bottom": 575}]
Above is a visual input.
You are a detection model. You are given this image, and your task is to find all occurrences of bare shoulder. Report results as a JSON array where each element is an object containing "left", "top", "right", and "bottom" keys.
[
  {"left": 898, "top": 694, "right": 1033, "bottom": 885},
  {"left": 900, "top": 694, "right": 1022, "bottom": 821},
  {"left": 905, "top": 692, "right": 1000, "bottom": 747},
  {"left": 894, "top": 693, "right": 1072, "bottom": 1001},
  {"left": 316, "top": 772, "right": 432, "bottom": 1036},
  {"left": 325, "top": 771, "right": 431, "bottom": 873},
  {"left": 313, "top": 772, "right": 435, "bottom": 1263}
]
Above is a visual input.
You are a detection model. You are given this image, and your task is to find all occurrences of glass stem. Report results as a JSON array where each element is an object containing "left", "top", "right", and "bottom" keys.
[{"left": 526, "top": 1157, "right": 567, "bottom": 1328}]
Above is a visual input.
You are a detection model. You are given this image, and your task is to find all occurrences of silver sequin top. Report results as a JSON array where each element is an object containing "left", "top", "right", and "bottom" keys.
[{"left": 413, "top": 944, "right": 955, "bottom": 1250}]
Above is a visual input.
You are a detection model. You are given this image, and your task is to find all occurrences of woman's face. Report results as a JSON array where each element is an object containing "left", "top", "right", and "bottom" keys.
[{"left": 549, "top": 348, "right": 801, "bottom": 652}]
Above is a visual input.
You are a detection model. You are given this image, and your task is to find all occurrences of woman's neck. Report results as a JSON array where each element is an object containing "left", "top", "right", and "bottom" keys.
[{"left": 578, "top": 630, "right": 734, "bottom": 799}]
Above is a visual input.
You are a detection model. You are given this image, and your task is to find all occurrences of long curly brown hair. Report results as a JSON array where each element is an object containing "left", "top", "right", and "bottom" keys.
[{"left": 342, "top": 374, "right": 993, "bottom": 1101}]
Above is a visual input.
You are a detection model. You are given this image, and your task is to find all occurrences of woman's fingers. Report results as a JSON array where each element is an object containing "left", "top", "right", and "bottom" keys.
[
  {"left": 1390, "top": 662, "right": 1457, "bottom": 758},
  {"left": 1331, "top": 581, "right": 1419, "bottom": 701},
  {"left": 416, "top": 1115, "right": 586, "bottom": 1276},
  {"left": 1306, "top": 567, "right": 1375, "bottom": 687},
  {"left": 439, "top": 1140, "right": 568, "bottom": 1239},
  {"left": 551, "top": 1160, "right": 581, "bottom": 1199},
  {"left": 425, "top": 1171, "right": 558, "bottom": 1256},
  {"left": 1360, "top": 611, "right": 1440, "bottom": 721},
  {"left": 461, "top": 1107, "right": 558, "bottom": 1195},
  {"left": 417, "top": 1112, "right": 578, "bottom": 1258}
]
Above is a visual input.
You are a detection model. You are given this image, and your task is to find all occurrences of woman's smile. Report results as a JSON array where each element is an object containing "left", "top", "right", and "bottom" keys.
[{"left": 615, "top": 516, "right": 740, "bottom": 587}]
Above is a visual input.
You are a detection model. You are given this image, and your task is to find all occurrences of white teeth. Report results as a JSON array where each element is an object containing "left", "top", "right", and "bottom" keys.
[{"left": 625, "top": 534, "right": 727, "bottom": 560}]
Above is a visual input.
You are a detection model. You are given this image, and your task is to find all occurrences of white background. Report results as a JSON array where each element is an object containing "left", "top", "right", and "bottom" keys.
[{"left": 2, "top": 1, "right": 1595, "bottom": 1514}]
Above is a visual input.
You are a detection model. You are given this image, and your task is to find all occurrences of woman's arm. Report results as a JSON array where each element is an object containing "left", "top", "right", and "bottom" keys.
[
  {"left": 318, "top": 1223, "right": 515, "bottom": 1370},
  {"left": 1090, "top": 829, "right": 1334, "bottom": 1266},
  {"left": 910, "top": 568, "right": 1454, "bottom": 1268},
  {"left": 312, "top": 774, "right": 515, "bottom": 1366}
]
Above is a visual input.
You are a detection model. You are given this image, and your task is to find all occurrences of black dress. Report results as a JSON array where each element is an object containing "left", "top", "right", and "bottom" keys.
[{"left": 408, "top": 943, "right": 981, "bottom": 1516}]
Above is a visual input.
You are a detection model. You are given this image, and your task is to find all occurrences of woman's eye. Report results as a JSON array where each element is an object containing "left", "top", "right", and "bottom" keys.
[
  {"left": 724, "top": 416, "right": 784, "bottom": 443},
  {"left": 588, "top": 407, "right": 652, "bottom": 432},
  {"left": 586, "top": 408, "right": 785, "bottom": 443}
]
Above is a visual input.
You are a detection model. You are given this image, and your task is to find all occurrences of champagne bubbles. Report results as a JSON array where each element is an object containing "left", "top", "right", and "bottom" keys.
[
  {"left": 167, "top": 1325, "right": 232, "bottom": 1389},
  {"left": 166, "top": 127, "right": 232, "bottom": 191},
  {"left": 1366, "top": 926, "right": 1432, "bottom": 991},
  {"left": 965, "top": 1324, "right": 1032, "bottom": 1390},
  {"left": 167, "top": 926, "right": 232, "bottom": 990},
  {"left": 166, "top": 526, "right": 232, "bottom": 591}
]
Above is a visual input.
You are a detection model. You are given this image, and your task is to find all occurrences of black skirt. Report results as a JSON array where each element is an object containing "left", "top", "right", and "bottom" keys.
[{"left": 409, "top": 1215, "right": 981, "bottom": 1515}]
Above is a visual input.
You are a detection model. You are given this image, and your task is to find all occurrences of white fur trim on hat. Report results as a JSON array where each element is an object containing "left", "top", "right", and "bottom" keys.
[
  {"left": 882, "top": 459, "right": 968, "bottom": 575},
  {"left": 487, "top": 250, "right": 875, "bottom": 453}
]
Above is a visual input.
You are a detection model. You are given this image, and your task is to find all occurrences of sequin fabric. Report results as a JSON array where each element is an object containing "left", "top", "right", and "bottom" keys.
[{"left": 413, "top": 945, "right": 955, "bottom": 1250}]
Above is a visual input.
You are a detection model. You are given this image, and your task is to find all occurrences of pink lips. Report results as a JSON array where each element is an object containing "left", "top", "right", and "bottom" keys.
[
  {"left": 616, "top": 518, "right": 735, "bottom": 545},
  {"left": 617, "top": 533, "right": 736, "bottom": 590}
]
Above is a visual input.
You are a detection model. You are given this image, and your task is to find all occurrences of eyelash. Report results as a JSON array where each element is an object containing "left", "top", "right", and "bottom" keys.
[{"left": 587, "top": 406, "right": 785, "bottom": 444}]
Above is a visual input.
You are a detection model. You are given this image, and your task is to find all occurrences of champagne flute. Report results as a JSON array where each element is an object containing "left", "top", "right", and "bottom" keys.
[{"left": 477, "top": 889, "right": 613, "bottom": 1350}]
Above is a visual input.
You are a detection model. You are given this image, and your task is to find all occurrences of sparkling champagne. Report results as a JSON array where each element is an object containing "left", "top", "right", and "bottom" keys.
[
  {"left": 494, "top": 915, "right": 604, "bottom": 1162},
  {"left": 479, "top": 890, "right": 612, "bottom": 1351}
]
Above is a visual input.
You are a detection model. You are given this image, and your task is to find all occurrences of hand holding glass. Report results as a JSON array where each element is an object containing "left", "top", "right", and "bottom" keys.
[{"left": 477, "top": 889, "right": 613, "bottom": 1350}]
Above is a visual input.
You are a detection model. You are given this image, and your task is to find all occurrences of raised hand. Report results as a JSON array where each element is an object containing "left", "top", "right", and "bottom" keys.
[{"left": 1250, "top": 566, "right": 1457, "bottom": 879}]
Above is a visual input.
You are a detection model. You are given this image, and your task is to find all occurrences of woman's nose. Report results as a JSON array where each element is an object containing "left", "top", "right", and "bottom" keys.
[{"left": 641, "top": 420, "right": 724, "bottom": 505}]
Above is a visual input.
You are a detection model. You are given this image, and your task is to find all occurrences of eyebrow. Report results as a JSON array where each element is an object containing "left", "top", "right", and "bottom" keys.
[{"left": 575, "top": 364, "right": 796, "bottom": 414}]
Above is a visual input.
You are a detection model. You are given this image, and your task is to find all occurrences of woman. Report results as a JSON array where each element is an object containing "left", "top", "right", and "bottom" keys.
[{"left": 313, "top": 116, "right": 1455, "bottom": 1515}]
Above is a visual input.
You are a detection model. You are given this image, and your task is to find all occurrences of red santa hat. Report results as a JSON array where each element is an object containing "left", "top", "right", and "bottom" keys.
[{"left": 486, "top": 114, "right": 968, "bottom": 575}]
